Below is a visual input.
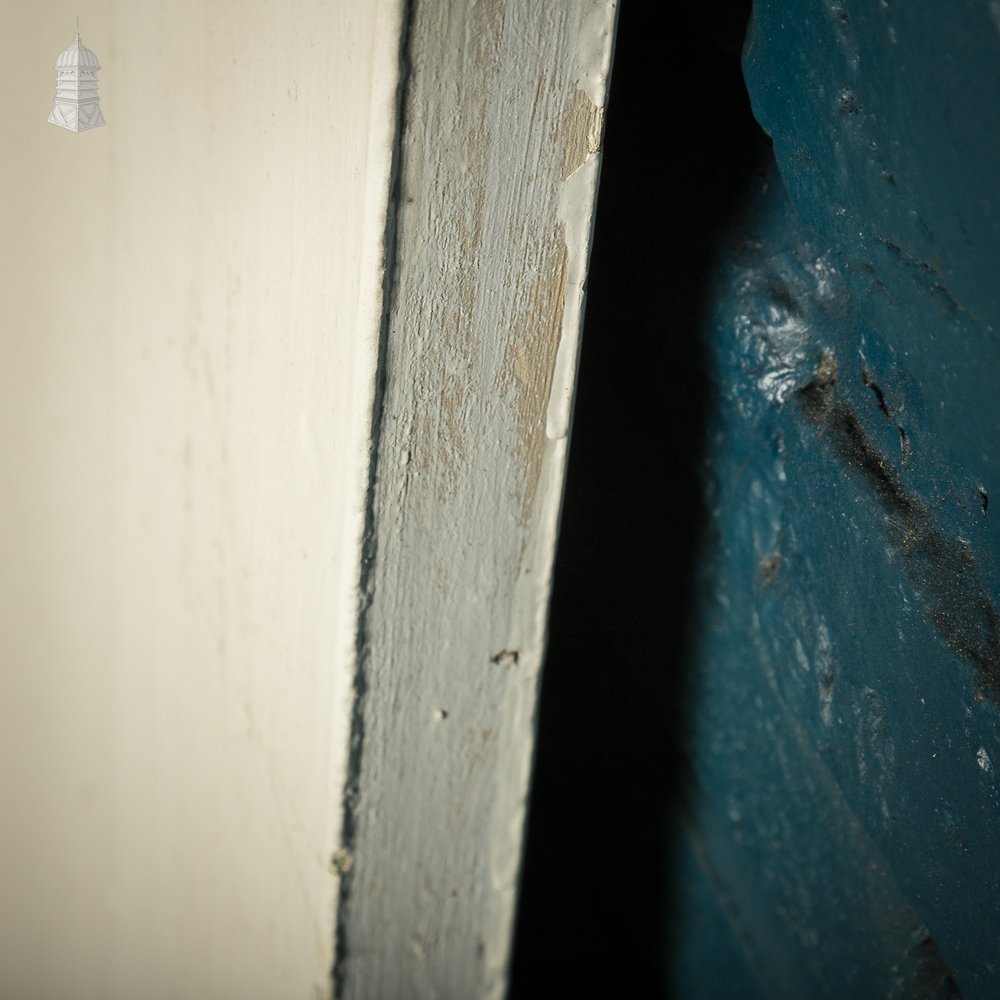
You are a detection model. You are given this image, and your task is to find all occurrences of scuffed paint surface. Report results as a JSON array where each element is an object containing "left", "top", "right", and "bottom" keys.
[{"left": 672, "top": 1, "right": 1000, "bottom": 996}]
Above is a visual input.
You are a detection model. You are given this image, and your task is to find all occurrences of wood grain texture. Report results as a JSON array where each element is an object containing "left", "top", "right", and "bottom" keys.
[{"left": 334, "top": 2, "right": 617, "bottom": 997}]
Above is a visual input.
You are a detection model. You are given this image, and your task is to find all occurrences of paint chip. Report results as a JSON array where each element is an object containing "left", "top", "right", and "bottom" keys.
[
  {"left": 977, "top": 747, "right": 992, "bottom": 772},
  {"left": 330, "top": 848, "right": 353, "bottom": 876}
]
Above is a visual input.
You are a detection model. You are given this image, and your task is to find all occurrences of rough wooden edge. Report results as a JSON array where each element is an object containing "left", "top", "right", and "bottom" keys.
[{"left": 334, "top": 2, "right": 618, "bottom": 997}]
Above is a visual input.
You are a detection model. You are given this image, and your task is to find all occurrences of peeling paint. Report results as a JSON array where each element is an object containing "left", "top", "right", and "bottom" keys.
[
  {"left": 559, "top": 88, "right": 605, "bottom": 181},
  {"left": 500, "top": 227, "right": 567, "bottom": 523},
  {"left": 336, "top": 3, "right": 618, "bottom": 998},
  {"left": 548, "top": 153, "right": 602, "bottom": 442}
]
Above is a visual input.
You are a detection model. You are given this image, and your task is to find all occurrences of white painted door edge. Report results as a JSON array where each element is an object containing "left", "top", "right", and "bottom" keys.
[{"left": 333, "top": 2, "right": 618, "bottom": 997}]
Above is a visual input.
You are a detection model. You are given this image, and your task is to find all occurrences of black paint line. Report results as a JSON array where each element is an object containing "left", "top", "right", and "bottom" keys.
[
  {"left": 862, "top": 367, "right": 892, "bottom": 420},
  {"left": 332, "top": 3, "right": 415, "bottom": 996},
  {"left": 874, "top": 236, "right": 962, "bottom": 315},
  {"left": 797, "top": 353, "right": 1000, "bottom": 701}
]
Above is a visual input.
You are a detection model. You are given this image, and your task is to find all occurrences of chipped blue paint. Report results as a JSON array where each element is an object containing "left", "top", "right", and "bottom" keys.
[{"left": 672, "top": 1, "right": 1000, "bottom": 996}]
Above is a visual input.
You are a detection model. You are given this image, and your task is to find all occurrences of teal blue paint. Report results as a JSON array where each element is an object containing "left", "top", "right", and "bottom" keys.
[
  {"left": 668, "top": 827, "right": 769, "bottom": 1000},
  {"left": 674, "top": 1, "right": 1000, "bottom": 995}
]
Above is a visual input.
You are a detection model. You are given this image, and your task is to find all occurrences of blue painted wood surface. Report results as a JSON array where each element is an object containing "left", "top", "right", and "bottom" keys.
[{"left": 672, "top": 1, "right": 1000, "bottom": 996}]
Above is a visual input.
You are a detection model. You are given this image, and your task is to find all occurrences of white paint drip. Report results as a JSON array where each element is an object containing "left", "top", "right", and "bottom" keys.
[
  {"left": 794, "top": 636, "right": 811, "bottom": 672},
  {"left": 805, "top": 253, "right": 839, "bottom": 301}
]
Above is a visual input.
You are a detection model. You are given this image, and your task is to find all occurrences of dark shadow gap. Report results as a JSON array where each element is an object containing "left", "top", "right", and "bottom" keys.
[{"left": 508, "top": 3, "right": 767, "bottom": 996}]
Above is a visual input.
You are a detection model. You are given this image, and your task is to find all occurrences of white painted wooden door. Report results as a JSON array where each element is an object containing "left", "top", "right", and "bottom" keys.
[{"left": 0, "top": 2, "right": 615, "bottom": 997}]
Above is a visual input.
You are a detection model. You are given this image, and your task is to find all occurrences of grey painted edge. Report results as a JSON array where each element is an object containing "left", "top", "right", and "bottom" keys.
[{"left": 334, "top": 1, "right": 619, "bottom": 997}]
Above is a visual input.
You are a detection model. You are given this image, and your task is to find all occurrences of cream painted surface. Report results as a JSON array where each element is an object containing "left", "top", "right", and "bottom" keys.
[{"left": 0, "top": 3, "right": 401, "bottom": 998}]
